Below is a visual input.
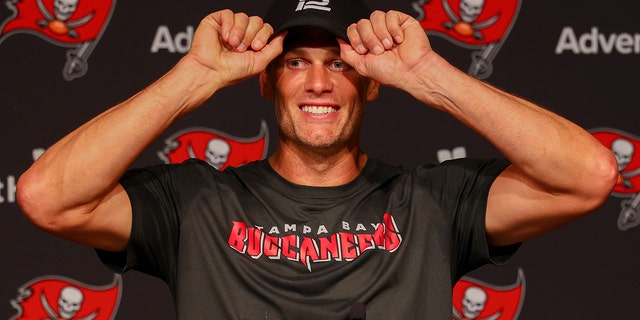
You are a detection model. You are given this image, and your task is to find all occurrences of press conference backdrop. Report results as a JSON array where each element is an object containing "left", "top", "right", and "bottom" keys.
[{"left": 1, "top": 0, "right": 638, "bottom": 318}]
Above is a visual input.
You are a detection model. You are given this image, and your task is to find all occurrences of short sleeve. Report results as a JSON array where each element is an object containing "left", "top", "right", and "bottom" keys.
[
  {"left": 96, "top": 161, "right": 206, "bottom": 282},
  {"left": 418, "top": 158, "right": 517, "bottom": 280}
]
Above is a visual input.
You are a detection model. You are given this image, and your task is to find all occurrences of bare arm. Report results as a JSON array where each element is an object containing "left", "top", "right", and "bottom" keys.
[
  {"left": 340, "top": 10, "right": 618, "bottom": 246},
  {"left": 16, "top": 10, "right": 284, "bottom": 252}
]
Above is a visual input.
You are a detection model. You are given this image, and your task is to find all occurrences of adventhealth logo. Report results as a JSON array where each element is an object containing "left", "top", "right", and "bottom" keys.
[
  {"left": 151, "top": 25, "right": 193, "bottom": 53},
  {"left": 556, "top": 27, "right": 640, "bottom": 55},
  {"left": 296, "top": 0, "right": 331, "bottom": 12}
]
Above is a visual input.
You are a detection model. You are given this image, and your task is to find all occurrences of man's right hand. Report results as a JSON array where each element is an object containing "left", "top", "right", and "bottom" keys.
[{"left": 185, "top": 10, "right": 285, "bottom": 91}]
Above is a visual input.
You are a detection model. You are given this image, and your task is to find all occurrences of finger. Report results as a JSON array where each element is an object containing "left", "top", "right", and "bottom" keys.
[
  {"left": 251, "top": 21, "right": 274, "bottom": 51},
  {"left": 346, "top": 23, "right": 367, "bottom": 54},
  {"left": 227, "top": 12, "right": 250, "bottom": 51},
  {"left": 385, "top": 10, "right": 405, "bottom": 44},
  {"left": 370, "top": 10, "right": 394, "bottom": 50},
  {"left": 237, "top": 16, "right": 266, "bottom": 52},
  {"left": 256, "top": 32, "right": 285, "bottom": 69},
  {"left": 400, "top": 13, "right": 430, "bottom": 45},
  {"left": 337, "top": 39, "right": 362, "bottom": 71},
  {"left": 337, "top": 38, "right": 355, "bottom": 60},
  {"left": 214, "top": 9, "right": 235, "bottom": 42},
  {"left": 355, "top": 17, "right": 385, "bottom": 55}
]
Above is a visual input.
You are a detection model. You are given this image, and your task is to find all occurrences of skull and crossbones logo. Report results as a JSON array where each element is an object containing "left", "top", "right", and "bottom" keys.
[
  {"left": 36, "top": 0, "right": 94, "bottom": 38},
  {"left": 610, "top": 138, "right": 640, "bottom": 230},
  {"left": 185, "top": 138, "right": 232, "bottom": 170},
  {"left": 205, "top": 139, "right": 231, "bottom": 170},
  {"left": 610, "top": 138, "right": 640, "bottom": 191},
  {"left": 40, "top": 286, "right": 98, "bottom": 320},
  {"left": 454, "top": 286, "right": 502, "bottom": 320},
  {"left": 612, "top": 138, "right": 634, "bottom": 171},
  {"left": 442, "top": 0, "right": 499, "bottom": 40}
]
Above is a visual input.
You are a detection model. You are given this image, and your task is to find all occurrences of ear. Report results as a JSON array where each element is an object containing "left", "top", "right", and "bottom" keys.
[
  {"left": 365, "top": 79, "right": 380, "bottom": 102},
  {"left": 259, "top": 70, "right": 274, "bottom": 100}
]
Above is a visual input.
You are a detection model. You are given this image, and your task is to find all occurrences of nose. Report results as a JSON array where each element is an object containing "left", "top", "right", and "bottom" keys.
[{"left": 304, "top": 64, "right": 334, "bottom": 95}]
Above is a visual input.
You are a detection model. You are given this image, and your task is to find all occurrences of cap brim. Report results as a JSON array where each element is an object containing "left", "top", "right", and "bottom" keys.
[{"left": 272, "top": 17, "right": 349, "bottom": 42}]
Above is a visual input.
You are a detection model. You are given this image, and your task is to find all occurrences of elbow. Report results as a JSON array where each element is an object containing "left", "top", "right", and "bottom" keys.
[
  {"left": 17, "top": 169, "right": 64, "bottom": 233},
  {"left": 582, "top": 147, "right": 619, "bottom": 211}
]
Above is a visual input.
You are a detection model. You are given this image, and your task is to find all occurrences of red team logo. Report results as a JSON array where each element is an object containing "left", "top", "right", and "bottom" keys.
[
  {"left": 453, "top": 269, "right": 525, "bottom": 319},
  {"left": 592, "top": 128, "right": 640, "bottom": 230},
  {"left": 11, "top": 275, "right": 121, "bottom": 319},
  {"left": 228, "top": 213, "right": 403, "bottom": 272},
  {"left": 414, "top": 0, "right": 521, "bottom": 79},
  {"left": 0, "top": 0, "right": 116, "bottom": 80},
  {"left": 158, "top": 121, "right": 269, "bottom": 170}
]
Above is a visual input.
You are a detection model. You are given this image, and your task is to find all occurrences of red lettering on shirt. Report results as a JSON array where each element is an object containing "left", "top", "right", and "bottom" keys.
[{"left": 227, "top": 214, "right": 403, "bottom": 272}]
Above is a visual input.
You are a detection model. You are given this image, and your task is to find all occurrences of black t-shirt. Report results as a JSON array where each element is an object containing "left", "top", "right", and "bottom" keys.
[{"left": 98, "top": 157, "right": 515, "bottom": 319}]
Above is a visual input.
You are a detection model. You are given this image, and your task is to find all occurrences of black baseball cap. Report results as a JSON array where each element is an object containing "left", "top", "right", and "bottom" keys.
[{"left": 264, "top": 0, "right": 372, "bottom": 42}]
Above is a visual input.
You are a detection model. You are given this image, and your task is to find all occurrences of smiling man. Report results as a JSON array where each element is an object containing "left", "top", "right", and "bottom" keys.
[
  {"left": 17, "top": 0, "right": 617, "bottom": 319},
  {"left": 263, "top": 26, "right": 378, "bottom": 187}
]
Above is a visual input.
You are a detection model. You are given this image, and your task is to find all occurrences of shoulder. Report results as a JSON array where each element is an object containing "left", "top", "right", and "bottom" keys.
[
  {"left": 120, "top": 158, "right": 240, "bottom": 197},
  {"left": 415, "top": 158, "right": 509, "bottom": 180}
]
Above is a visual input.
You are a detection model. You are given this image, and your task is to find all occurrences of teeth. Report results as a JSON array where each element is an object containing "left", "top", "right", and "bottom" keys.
[{"left": 302, "top": 106, "right": 337, "bottom": 115}]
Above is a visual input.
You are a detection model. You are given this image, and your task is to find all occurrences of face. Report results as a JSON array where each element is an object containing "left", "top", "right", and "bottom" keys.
[{"left": 261, "top": 28, "right": 379, "bottom": 152}]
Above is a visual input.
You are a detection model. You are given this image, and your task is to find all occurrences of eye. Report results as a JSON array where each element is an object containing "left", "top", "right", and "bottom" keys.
[
  {"left": 328, "top": 60, "right": 350, "bottom": 71},
  {"left": 286, "top": 58, "right": 308, "bottom": 69}
]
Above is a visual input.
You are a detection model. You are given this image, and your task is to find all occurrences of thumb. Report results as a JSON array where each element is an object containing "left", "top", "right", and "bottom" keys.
[
  {"left": 256, "top": 33, "right": 285, "bottom": 69},
  {"left": 338, "top": 39, "right": 363, "bottom": 72}
]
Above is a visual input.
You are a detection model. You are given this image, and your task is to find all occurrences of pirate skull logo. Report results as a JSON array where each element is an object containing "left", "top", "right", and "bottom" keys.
[
  {"left": 442, "top": 0, "right": 499, "bottom": 39},
  {"left": 36, "top": 0, "right": 94, "bottom": 37},
  {"left": 205, "top": 138, "right": 231, "bottom": 170}
]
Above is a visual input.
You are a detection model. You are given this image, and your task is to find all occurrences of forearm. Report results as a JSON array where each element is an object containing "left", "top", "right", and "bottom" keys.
[
  {"left": 407, "top": 54, "right": 616, "bottom": 195},
  {"left": 343, "top": 9, "right": 617, "bottom": 245},
  {"left": 17, "top": 10, "right": 282, "bottom": 248},
  {"left": 342, "top": 9, "right": 612, "bottom": 191},
  {"left": 18, "top": 57, "right": 220, "bottom": 215}
]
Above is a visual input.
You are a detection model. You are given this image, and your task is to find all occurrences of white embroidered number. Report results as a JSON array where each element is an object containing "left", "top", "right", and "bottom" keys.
[{"left": 296, "top": 0, "right": 331, "bottom": 12}]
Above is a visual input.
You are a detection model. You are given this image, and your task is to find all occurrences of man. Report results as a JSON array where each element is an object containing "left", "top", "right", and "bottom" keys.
[{"left": 16, "top": 0, "right": 617, "bottom": 318}]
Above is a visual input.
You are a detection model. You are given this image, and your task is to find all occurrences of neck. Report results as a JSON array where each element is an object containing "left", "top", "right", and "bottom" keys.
[{"left": 268, "top": 144, "right": 368, "bottom": 187}]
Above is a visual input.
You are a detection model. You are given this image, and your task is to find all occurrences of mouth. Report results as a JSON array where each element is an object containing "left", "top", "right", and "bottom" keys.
[{"left": 301, "top": 105, "right": 339, "bottom": 115}]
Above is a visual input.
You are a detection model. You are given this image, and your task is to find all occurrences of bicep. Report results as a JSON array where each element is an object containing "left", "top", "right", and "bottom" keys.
[
  {"left": 485, "top": 165, "right": 588, "bottom": 247},
  {"left": 61, "top": 184, "right": 133, "bottom": 252}
]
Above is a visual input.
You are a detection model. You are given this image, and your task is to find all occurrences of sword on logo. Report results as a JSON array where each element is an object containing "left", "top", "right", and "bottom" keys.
[{"left": 619, "top": 192, "right": 640, "bottom": 231}]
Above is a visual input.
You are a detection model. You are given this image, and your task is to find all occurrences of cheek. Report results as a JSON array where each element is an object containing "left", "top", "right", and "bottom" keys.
[{"left": 273, "top": 95, "right": 295, "bottom": 128}]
